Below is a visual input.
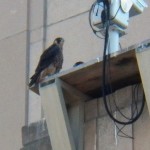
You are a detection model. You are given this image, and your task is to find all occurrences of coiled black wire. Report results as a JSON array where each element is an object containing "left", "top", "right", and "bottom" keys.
[{"left": 102, "top": 0, "right": 145, "bottom": 125}]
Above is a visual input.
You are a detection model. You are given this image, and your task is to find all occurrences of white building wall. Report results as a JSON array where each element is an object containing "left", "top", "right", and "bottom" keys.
[
  {"left": 0, "top": 1, "right": 27, "bottom": 149},
  {"left": 0, "top": 0, "right": 150, "bottom": 149}
]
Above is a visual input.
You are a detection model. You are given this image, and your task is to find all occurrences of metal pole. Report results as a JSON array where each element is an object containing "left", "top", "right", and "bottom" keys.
[{"left": 108, "top": 27, "right": 120, "bottom": 54}]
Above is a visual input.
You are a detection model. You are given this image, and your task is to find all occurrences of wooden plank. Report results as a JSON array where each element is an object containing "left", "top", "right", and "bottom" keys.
[
  {"left": 136, "top": 48, "right": 150, "bottom": 114},
  {"left": 22, "top": 119, "right": 48, "bottom": 145},
  {"left": 39, "top": 78, "right": 76, "bottom": 150},
  {"left": 60, "top": 49, "right": 139, "bottom": 93},
  {"left": 59, "top": 79, "right": 91, "bottom": 102}
]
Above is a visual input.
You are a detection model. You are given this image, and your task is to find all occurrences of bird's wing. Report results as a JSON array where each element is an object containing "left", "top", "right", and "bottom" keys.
[{"left": 34, "top": 44, "right": 60, "bottom": 73}]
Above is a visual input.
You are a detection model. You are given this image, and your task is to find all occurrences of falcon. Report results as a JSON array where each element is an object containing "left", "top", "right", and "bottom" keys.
[{"left": 29, "top": 37, "right": 64, "bottom": 87}]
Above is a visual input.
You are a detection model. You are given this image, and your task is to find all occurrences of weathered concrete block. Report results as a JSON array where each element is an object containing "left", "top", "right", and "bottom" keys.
[
  {"left": 21, "top": 137, "right": 51, "bottom": 150},
  {"left": 22, "top": 119, "right": 49, "bottom": 146}
]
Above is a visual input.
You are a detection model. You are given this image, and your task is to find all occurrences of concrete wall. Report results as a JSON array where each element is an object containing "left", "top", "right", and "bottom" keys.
[
  {"left": 0, "top": 1, "right": 27, "bottom": 149},
  {"left": 84, "top": 85, "right": 150, "bottom": 150},
  {"left": 21, "top": 85, "right": 150, "bottom": 150}
]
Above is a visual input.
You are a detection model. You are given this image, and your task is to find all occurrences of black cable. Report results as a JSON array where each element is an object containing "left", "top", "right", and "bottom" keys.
[
  {"left": 102, "top": 1, "right": 145, "bottom": 125},
  {"left": 119, "top": 42, "right": 123, "bottom": 51},
  {"left": 117, "top": 46, "right": 139, "bottom": 120},
  {"left": 131, "top": 85, "right": 139, "bottom": 118},
  {"left": 115, "top": 122, "right": 133, "bottom": 139},
  {"left": 106, "top": 57, "right": 134, "bottom": 139},
  {"left": 88, "top": 0, "right": 145, "bottom": 126},
  {"left": 107, "top": 78, "right": 133, "bottom": 139}
]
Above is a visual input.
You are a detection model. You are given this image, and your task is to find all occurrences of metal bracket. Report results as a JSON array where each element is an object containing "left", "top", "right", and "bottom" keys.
[{"left": 136, "top": 42, "right": 150, "bottom": 53}]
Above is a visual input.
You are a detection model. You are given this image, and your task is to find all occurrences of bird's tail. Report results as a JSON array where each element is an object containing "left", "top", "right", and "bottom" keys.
[{"left": 29, "top": 72, "right": 40, "bottom": 87}]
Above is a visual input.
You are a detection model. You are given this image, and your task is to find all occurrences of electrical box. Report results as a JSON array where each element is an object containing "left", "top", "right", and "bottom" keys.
[
  {"left": 91, "top": 1, "right": 129, "bottom": 29},
  {"left": 110, "top": 0, "right": 129, "bottom": 28},
  {"left": 130, "top": 0, "right": 148, "bottom": 17},
  {"left": 90, "top": 0, "right": 148, "bottom": 30}
]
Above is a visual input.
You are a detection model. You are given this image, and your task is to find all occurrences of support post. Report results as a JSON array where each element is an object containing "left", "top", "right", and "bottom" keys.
[
  {"left": 136, "top": 48, "right": 150, "bottom": 115},
  {"left": 39, "top": 78, "right": 91, "bottom": 150},
  {"left": 108, "top": 25, "right": 125, "bottom": 54},
  {"left": 59, "top": 80, "right": 91, "bottom": 150},
  {"left": 39, "top": 78, "right": 76, "bottom": 150},
  {"left": 109, "top": 28, "right": 119, "bottom": 54}
]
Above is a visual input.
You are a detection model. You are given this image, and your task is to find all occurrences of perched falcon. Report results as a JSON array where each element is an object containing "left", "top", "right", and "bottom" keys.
[{"left": 29, "top": 37, "right": 64, "bottom": 87}]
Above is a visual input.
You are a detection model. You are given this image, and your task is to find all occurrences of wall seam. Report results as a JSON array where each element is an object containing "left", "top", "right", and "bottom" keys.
[
  {"left": 0, "top": 30, "right": 27, "bottom": 42},
  {"left": 47, "top": 10, "right": 89, "bottom": 27}
]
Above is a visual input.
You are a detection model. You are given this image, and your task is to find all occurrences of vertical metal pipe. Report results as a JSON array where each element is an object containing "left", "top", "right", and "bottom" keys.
[{"left": 109, "top": 28, "right": 119, "bottom": 54}]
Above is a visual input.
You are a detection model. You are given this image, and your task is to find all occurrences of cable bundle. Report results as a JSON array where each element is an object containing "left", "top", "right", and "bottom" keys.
[{"left": 102, "top": 0, "right": 145, "bottom": 126}]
